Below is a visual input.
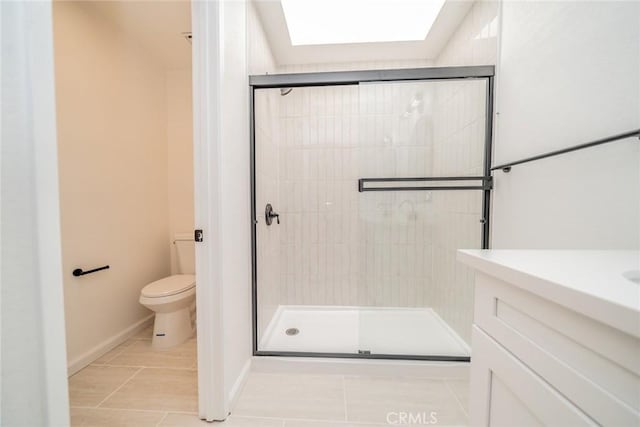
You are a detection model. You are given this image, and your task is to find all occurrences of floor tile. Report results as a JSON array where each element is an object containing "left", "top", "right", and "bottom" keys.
[
  {"left": 344, "top": 376, "right": 468, "bottom": 426},
  {"left": 92, "top": 340, "right": 136, "bottom": 365},
  {"left": 132, "top": 325, "right": 154, "bottom": 340},
  {"left": 100, "top": 368, "right": 198, "bottom": 412},
  {"left": 107, "top": 338, "right": 196, "bottom": 369},
  {"left": 233, "top": 373, "right": 346, "bottom": 421},
  {"left": 162, "top": 413, "right": 285, "bottom": 426},
  {"left": 68, "top": 365, "right": 140, "bottom": 407},
  {"left": 218, "top": 416, "right": 284, "bottom": 427},
  {"left": 283, "top": 420, "right": 384, "bottom": 427},
  {"left": 158, "top": 413, "right": 209, "bottom": 426},
  {"left": 70, "top": 407, "right": 165, "bottom": 427}
]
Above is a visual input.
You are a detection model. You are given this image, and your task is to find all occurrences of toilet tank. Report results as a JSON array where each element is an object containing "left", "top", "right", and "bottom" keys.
[{"left": 174, "top": 232, "right": 195, "bottom": 274}]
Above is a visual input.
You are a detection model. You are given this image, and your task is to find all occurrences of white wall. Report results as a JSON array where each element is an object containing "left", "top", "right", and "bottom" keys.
[
  {"left": 435, "top": 0, "right": 498, "bottom": 67},
  {"left": 248, "top": 1, "right": 277, "bottom": 75},
  {"left": 193, "top": 1, "right": 256, "bottom": 418},
  {"left": 491, "top": 1, "right": 640, "bottom": 249},
  {"left": 221, "top": 0, "right": 251, "bottom": 409},
  {"left": 1, "top": 1, "right": 70, "bottom": 424},
  {"left": 53, "top": 2, "right": 171, "bottom": 370},
  {"left": 278, "top": 59, "right": 433, "bottom": 74},
  {"left": 167, "top": 68, "right": 195, "bottom": 274}
]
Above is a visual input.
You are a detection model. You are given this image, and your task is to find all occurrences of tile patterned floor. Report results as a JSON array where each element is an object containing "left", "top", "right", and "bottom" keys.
[{"left": 69, "top": 326, "right": 469, "bottom": 426}]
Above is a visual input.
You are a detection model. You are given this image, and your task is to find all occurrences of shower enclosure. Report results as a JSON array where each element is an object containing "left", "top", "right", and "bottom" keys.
[{"left": 250, "top": 66, "right": 494, "bottom": 361}]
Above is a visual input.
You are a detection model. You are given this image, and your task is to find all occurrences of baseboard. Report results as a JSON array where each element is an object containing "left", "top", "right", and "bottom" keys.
[
  {"left": 67, "top": 314, "right": 154, "bottom": 376},
  {"left": 228, "top": 358, "right": 252, "bottom": 411}
]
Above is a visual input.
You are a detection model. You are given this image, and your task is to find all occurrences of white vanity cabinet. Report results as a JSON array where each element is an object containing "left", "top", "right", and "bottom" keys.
[{"left": 458, "top": 250, "right": 640, "bottom": 426}]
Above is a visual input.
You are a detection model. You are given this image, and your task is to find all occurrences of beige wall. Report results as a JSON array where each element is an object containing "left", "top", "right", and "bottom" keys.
[
  {"left": 167, "top": 68, "right": 195, "bottom": 273},
  {"left": 53, "top": 2, "right": 187, "bottom": 370}
]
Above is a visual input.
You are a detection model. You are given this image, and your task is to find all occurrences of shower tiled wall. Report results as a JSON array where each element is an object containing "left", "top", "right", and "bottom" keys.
[{"left": 273, "top": 82, "right": 438, "bottom": 310}]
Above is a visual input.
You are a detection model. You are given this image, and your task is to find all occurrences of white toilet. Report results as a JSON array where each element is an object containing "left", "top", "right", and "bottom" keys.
[{"left": 139, "top": 234, "right": 196, "bottom": 349}]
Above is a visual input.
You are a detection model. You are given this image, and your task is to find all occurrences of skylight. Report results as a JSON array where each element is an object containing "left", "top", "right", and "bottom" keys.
[{"left": 281, "top": 0, "right": 447, "bottom": 46}]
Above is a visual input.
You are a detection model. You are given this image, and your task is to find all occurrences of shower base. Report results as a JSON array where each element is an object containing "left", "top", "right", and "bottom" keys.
[{"left": 259, "top": 305, "right": 470, "bottom": 357}]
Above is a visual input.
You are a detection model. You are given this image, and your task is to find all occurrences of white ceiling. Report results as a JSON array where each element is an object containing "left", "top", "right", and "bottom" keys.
[
  {"left": 253, "top": 0, "right": 474, "bottom": 65},
  {"left": 81, "top": 0, "right": 192, "bottom": 70}
]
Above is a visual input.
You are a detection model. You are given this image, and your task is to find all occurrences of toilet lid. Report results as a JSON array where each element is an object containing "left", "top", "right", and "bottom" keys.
[{"left": 142, "top": 274, "right": 195, "bottom": 298}]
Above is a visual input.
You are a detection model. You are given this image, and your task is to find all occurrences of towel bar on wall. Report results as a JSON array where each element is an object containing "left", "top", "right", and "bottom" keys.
[
  {"left": 72, "top": 265, "right": 109, "bottom": 277},
  {"left": 491, "top": 129, "right": 640, "bottom": 173}
]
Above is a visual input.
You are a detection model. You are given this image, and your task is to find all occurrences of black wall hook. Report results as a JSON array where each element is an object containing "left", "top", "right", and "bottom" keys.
[{"left": 73, "top": 265, "right": 110, "bottom": 277}]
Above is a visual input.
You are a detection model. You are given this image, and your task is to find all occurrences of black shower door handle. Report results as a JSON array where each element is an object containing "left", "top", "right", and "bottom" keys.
[{"left": 265, "top": 204, "right": 280, "bottom": 225}]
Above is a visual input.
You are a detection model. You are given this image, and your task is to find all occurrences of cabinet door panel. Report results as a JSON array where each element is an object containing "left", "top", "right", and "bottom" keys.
[
  {"left": 470, "top": 326, "right": 596, "bottom": 427},
  {"left": 473, "top": 273, "right": 640, "bottom": 425}
]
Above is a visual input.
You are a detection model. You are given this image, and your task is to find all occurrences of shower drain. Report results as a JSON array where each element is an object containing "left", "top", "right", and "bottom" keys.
[{"left": 285, "top": 328, "right": 300, "bottom": 336}]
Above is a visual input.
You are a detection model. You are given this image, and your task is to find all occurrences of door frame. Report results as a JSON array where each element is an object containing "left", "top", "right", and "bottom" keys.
[
  {"left": 1, "top": 1, "right": 70, "bottom": 424},
  {"left": 191, "top": 0, "right": 227, "bottom": 421},
  {"left": 8, "top": 0, "right": 227, "bottom": 423},
  {"left": 249, "top": 66, "right": 495, "bottom": 361}
]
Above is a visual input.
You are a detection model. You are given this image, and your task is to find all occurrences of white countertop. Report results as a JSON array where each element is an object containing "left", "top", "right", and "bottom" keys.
[{"left": 457, "top": 250, "right": 640, "bottom": 338}]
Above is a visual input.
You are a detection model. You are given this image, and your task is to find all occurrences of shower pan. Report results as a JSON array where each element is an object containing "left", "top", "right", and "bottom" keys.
[{"left": 250, "top": 66, "right": 494, "bottom": 361}]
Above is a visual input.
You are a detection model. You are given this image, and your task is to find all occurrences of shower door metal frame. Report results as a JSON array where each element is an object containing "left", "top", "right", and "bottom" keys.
[{"left": 249, "top": 66, "right": 495, "bottom": 362}]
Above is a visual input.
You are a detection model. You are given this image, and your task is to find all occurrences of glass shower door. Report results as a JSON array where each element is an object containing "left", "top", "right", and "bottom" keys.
[
  {"left": 252, "top": 70, "right": 492, "bottom": 359},
  {"left": 355, "top": 79, "right": 488, "bottom": 358}
]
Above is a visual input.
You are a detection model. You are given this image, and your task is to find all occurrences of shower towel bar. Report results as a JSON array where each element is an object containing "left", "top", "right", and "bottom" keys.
[
  {"left": 358, "top": 176, "right": 492, "bottom": 192},
  {"left": 72, "top": 265, "right": 109, "bottom": 277},
  {"left": 491, "top": 129, "right": 640, "bottom": 172}
]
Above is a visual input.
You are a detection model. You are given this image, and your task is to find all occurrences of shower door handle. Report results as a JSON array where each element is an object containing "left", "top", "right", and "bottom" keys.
[{"left": 265, "top": 204, "right": 280, "bottom": 225}]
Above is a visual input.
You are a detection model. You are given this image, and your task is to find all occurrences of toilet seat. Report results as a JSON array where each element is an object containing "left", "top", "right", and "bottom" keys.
[{"left": 142, "top": 274, "right": 195, "bottom": 298}]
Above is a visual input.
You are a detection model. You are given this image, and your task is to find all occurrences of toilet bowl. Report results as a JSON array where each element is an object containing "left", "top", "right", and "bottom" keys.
[{"left": 139, "top": 274, "right": 196, "bottom": 349}]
